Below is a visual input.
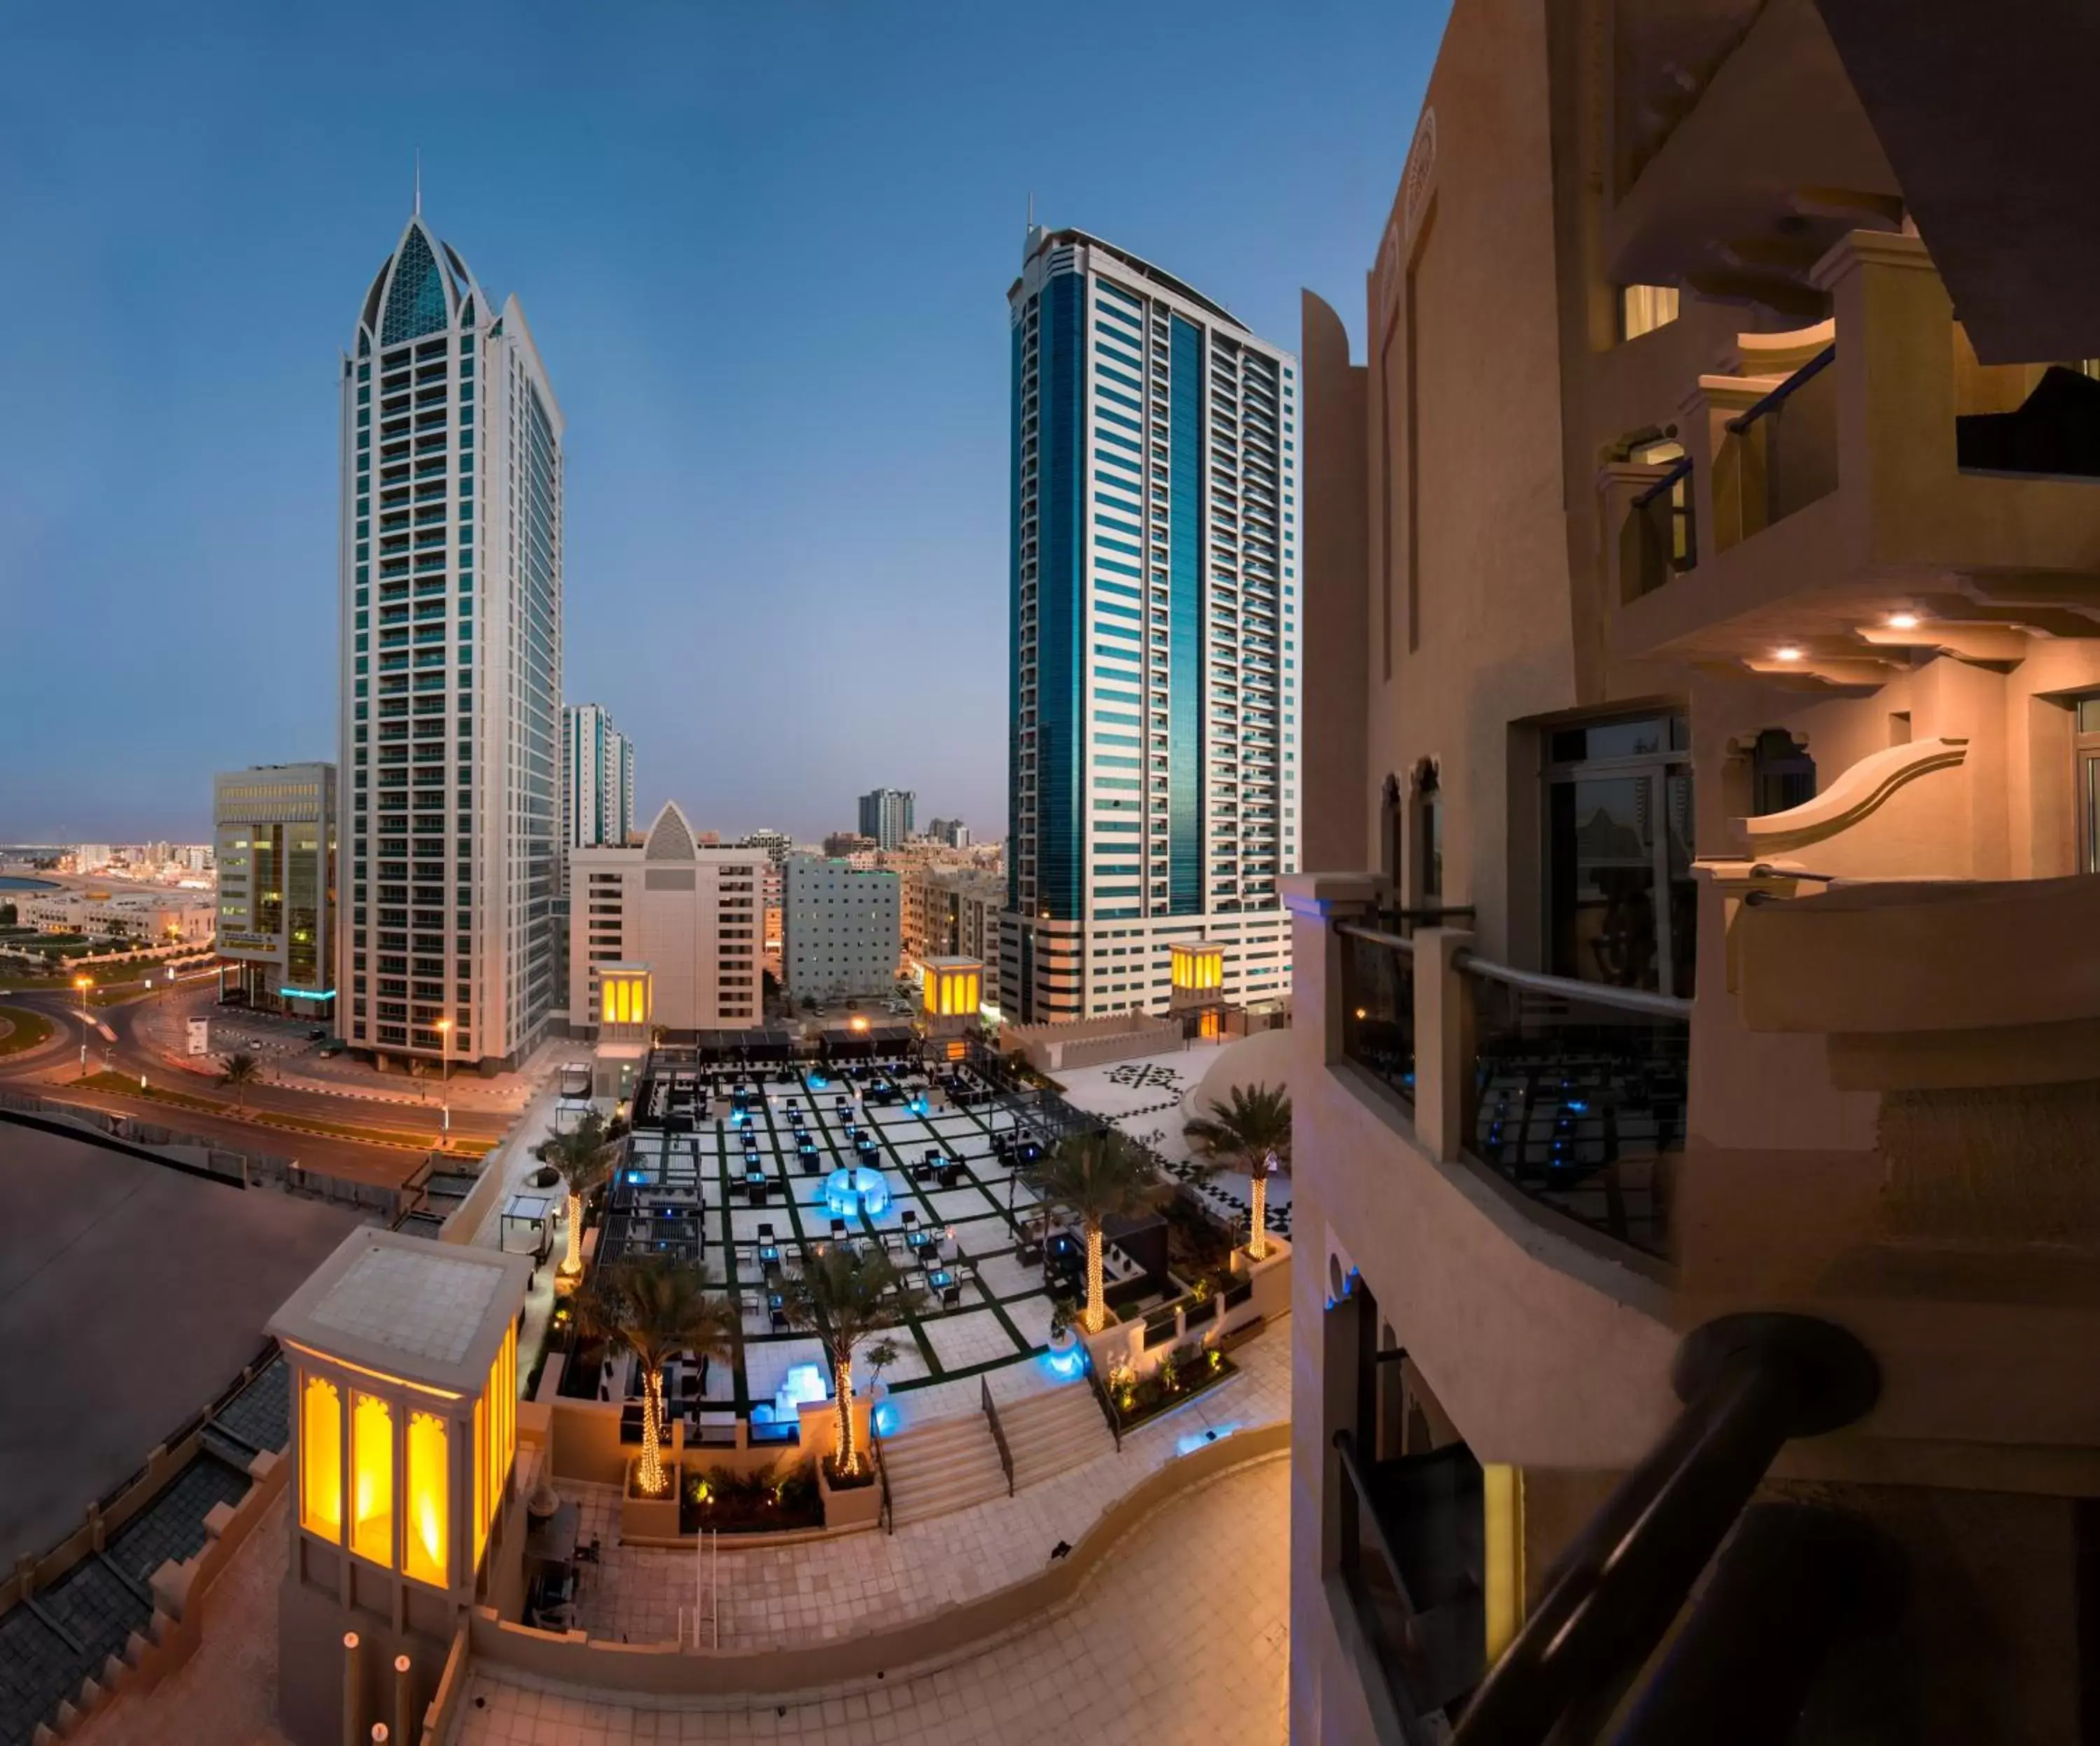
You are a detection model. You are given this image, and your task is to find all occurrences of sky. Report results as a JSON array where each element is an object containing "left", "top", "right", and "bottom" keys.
[{"left": 0, "top": 0, "right": 1448, "bottom": 845}]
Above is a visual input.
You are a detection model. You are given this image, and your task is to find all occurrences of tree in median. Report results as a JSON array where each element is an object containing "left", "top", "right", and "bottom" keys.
[
  {"left": 219, "top": 1052, "right": 262, "bottom": 1106},
  {"left": 1182, "top": 1081, "right": 1292, "bottom": 1261},
  {"left": 1025, "top": 1129, "right": 1167, "bottom": 1335},
  {"left": 575, "top": 1256, "right": 735, "bottom": 1498},
  {"left": 784, "top": 1242, "right": 924, "bottom": 1480}
]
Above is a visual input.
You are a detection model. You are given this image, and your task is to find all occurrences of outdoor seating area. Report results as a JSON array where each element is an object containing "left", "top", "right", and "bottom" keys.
[{"left": 550, "top": 1049, "right": 1180, "bottom": 1435}]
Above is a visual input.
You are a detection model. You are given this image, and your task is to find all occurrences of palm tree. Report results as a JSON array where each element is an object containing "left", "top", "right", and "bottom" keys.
[
  {"left": 783, "top": 1243, "right": 924, "bottom": 1480},
  {"left": 219, "top": 1052, "right": 261, "bottom": 1106},
  {"left": 575, "top": 1256, "right": 735, "bottom": 1497},
  {"left": 535, "top": 1110, "right": 619, "bottom": 1278},
  {"left": 1183, "top": 1082, "right": 1292, "bottom": 1262},
  {"left": 1026, "top": 1130, "right": 1166, "bottom": 1335}
]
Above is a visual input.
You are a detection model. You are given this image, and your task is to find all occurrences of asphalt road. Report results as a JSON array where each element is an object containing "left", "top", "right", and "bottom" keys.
[{"left": 0, "top": 982, "right": 511, "bottom": 1187}]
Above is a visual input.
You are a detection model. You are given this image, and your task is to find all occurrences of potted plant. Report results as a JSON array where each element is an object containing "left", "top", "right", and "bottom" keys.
[{"left": 1046, "top": 1296, "right": 1079, "bottom": 1359}]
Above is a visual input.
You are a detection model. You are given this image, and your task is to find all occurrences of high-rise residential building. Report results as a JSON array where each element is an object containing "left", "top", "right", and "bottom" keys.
[
  {"left": 1002, "top": 225, "right": 1298, "bottom": 1024},
  {"left": 337, "top": 202, "right": 564, "bottom": 1071},
  {"left": 1287, "top": 2, "right": 2100, "bottom": 1738},
  {"left": 925, "top": 816, "right": 972, "bottom": 848},
  {"left": 856, "top": 788, "right": 916, "bottom": 851},
  {"left": 214, "top": 764, "right": 337, "bottom": 1019},
  {"left": 566, "top": 802, "right": 761, "bottom": 1033},
  {"left": 782, "top": 855, "right": 899, "bottom": 1001},
  {"left": 561, "top": 703, "right": 634, "bottom": 855}
]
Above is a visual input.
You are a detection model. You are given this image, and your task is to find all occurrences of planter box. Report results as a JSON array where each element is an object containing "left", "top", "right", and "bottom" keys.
[
  {"left": 621, "top": 1458, "right": 681, "bottom": 1541},
  {"left": 818, "top": 1458, "right": 883, "bottom": 1533}
]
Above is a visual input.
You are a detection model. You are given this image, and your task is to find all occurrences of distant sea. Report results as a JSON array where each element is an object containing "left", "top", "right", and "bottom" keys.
[{"left": 0, "top": 876, "right": 59, "bottom": 891}]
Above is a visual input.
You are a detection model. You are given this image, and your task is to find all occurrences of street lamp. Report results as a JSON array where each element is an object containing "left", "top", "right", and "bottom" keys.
[
  {"left": 433, "top": 1017, "right": 451, "bottom": 1147},
  {"left": 74, "top": 975, "right": 91, "bottom": 1078}
]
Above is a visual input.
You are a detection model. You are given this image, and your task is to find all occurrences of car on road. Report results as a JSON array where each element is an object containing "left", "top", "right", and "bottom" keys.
[
  {"left": 304, "top": 1026, "right": 328, "bottom": 1041},
  {"left": 317, "top": 1041, "right": 346, "bottom": 1056}
]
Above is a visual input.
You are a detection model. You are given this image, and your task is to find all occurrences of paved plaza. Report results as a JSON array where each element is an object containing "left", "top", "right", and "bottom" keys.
[
  {"left": 459, "top": 1454, "right": 1289, "bottom": 1746},
  {"left": 569, "top": 1061, "right": 1172, "bottom": 1432},
  {"left": 552, "top": 1324, "right": 1288, "bottom": 1648}
]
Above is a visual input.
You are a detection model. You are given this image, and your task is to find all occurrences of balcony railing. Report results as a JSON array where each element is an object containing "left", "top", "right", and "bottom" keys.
[
  {"left": 1461, "top": 958, "right": 1688, "bottom": 1260},
  {"left": 1336, "top": 912, "right": 1476, "bottom": 1110},
  {"left": 1626, "top": 458, "right": 1695, "bottom": 597},
  {"left": 1712, "top": 344, "right": 1839, "bottom": 552}
]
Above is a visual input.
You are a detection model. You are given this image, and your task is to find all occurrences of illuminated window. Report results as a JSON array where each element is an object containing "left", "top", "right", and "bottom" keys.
[
  {"left": 405, "top": 1411, "right": 449, "bottom": 1586},
  {"left": 473, "top": 1394, "right": 488, "bottom": 1567},
  {"left": 1620, "top": 284, "right": 1679, "bottom": 342},
  {"left": 351, "top": 1392, "right": 395, "bottom": 1565},
  {"left": 300, "top": 1375, "right": 342, "bottom": 1540}
]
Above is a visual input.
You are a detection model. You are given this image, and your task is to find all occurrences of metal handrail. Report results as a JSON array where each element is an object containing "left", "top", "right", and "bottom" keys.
[
  {"left": 1336, "top": 922, "right": 1419, "bottom": 956},
  {"left": 1453, "top": 951, "right": 1692, "bottom": 1021},
  {"left": 1724, "top": 344, "right": 1837, "bottom": 435},
  {"left": 1450, "top": 1314, "right": 1877, "bottom": 1746},
  {"left": 1082, "top": 1348, "right": 1123, "bottom": 1452},
  {"left": 981, "top": 1376, "right": 1015, "bottom": 1497},
  {"left": 1630, "top": 454, "right": 1693, "bottom": 509},
  {"left": 1332, "top": 1428, "right": 1421, "bottom": 1615},
  {"left": 872, "top": 1413, "right": 893, "bottom": 1535},
  {"left": 1332, "top": 1428, "right": 1438, "bottom": 1744}
]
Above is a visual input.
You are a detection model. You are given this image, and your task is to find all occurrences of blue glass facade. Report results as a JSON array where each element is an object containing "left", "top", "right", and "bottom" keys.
[
  {"left": 1168, "top": 315, "right": 1205, "bottom": 914},
  {"left": 1032, "top": 272, "right": 1085, "bottom": 920},
  {"left": 380, "top": 227, "right": 449, "bottom": 345}
]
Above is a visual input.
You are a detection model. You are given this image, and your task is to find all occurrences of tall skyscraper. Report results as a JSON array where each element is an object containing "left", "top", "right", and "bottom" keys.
[
  {"left": 337, "top": 203, "right": 564, "bottom": 1071},
  {"left": 561, "top": 703, "right": 635, "bottom": 851},
  {"left": 857, "top": 787, "right": 916, "bottom": 850},
  {"left": 1002, "top": 225, "right": 1298, "bottom": 1022}
]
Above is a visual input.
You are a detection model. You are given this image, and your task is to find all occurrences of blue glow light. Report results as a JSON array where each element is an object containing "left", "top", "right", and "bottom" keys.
[
  {"left": 872, "top": 1400, "right": 901, "bottom": 1437},
  {"left": 778, "top": 1364, "right": 828, "bottom": 1416},
  {"left": 279, "top": 987, "right": 336, "bottom": 1000},
  {"left": 1176, "top": 1421, "right": 1241, "bottom": 1457},
  {"left": 808, "top": 1073, "right": 829, "bottom": 1089},
  {"left": 1038, "top": 1345, "right": 1087, "bottom": 1382},
  {"left": 626, "top": 1171, "right": 646, "bottom": 1184},
  {"left": 823, "top": 1165, "right": 892, "bottom": 1220},
  {"left": 1566, "top": 1099, "right": 1590, "bottom": 1114}
]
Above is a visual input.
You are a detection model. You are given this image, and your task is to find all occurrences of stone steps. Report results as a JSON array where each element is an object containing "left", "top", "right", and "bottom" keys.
[
  {"left": 881, "top": 1413, "right": 1009, "bottom": 1525},
  {"left": 1001, "top": 1382, "right": 1116, "bottom": 1489}
]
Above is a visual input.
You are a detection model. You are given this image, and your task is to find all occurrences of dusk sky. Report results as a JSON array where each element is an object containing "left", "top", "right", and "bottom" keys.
[{"left": 0, "top": 0, "right": 1446, "bottom": 844}]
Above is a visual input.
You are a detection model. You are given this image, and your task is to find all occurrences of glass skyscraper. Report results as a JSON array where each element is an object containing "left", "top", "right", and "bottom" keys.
[
  {"left": 1002, "top": 226, "right": 1298, "bottom": 1022},
  {"left": 336, "top": 204, "right": 564, "bottom": 1070}
]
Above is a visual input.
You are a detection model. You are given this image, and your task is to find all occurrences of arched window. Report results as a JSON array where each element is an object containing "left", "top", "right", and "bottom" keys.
[{"left": 1749, "top": 729, "right": 1816, "bottom": 816}]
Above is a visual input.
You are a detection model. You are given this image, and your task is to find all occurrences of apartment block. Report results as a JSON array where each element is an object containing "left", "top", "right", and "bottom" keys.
[
  {"left": 782, "top": 855, "right": 899, "bottom": 1001},
  {"left": 214, "top": 762, "right": 337, "bottom": 1018}
]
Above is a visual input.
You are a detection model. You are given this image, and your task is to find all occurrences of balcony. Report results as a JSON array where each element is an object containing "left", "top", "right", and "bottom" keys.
[{"left": 1604, "top": 232, "right": 2100, "bottom": 673}]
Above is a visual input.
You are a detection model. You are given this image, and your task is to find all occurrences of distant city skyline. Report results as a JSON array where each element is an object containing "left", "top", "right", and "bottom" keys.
[{"left": 0, "top": 1, "right": 1445, "bottom": 841}]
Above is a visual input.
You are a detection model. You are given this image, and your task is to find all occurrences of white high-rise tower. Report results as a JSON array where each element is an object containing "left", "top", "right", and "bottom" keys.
[
  {"left": 1002, "top": 226, "right": 1298, "bottom": 1021},
  {"left": 337, "top": 205, "right": 564, "bottom": 1071},
  {"left": 562, "top": 703, "right": 636, "bottom": 852}
]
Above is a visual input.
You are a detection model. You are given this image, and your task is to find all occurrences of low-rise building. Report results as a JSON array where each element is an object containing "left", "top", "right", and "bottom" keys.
[
  {"left": 214, "top": 764, "right": 337, "bottom": 1017},
  {"left": 783, "top": 854, "right": 899, "bottom": 1002},
  {"left": 566, "top": 802, "right": 762, "bottom": 1035},
  {"left": 902, "top": 865, "right": 1005, "bottom": 1003}
]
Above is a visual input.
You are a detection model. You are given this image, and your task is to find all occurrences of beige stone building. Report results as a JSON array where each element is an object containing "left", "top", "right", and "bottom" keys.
[{"left": 1288, "top": 1, "right": 2100, "bottom": 1739}]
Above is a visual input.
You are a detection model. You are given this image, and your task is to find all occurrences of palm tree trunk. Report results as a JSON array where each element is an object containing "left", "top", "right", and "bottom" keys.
[
  {"left": 835, "top": 1351, "right": 859, "bottom": 1475},
  {"left": 1084, "top": 1218, "right": 1107, "bottom": 1334},
  {"left": 1249, "top": 1172, "right": 1269, "bottom": 1261},
  {"left": 638, "top": 1366, "right": 667, "bottom": 1495},
  {"left": 561, "top": 1192, "right": 584, "bottom": 1275}
]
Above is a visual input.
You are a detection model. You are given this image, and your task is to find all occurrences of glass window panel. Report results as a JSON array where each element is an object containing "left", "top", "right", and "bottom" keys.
[
  {"left": 351, "top": 1392, "right": 395, "bottom": 1566},
  {"left": 405, "top": 1411, "right": 449, "bottom": 1587},
  {"left": 300, "top": 1375, "right": 342, "bottom": 1541},
  {"left": 1549, "top": 776, "right": 1660, "bottom": 991}
]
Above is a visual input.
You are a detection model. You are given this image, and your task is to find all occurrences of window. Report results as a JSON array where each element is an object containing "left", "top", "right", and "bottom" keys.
[
  {"left": 350, "top": 1391, "right": 394, "bottom": 1565},
  {"left": 2077, "top": 696, "right": 2100, "bottom": 874},
  {"left": 405, "top": 1410, "right": 449, "bottom": 1586},
  {"left": 1620, "top": 284, "right": 1679, "bottom": 342},
  {"left": 301, "top": 1374, "right": 342, "bottom": 1540},
  {"left": 1749, "top": 728, "right": 1816, "bottom": 816},
  {"left": 1544, "top": 714, "right": 1695, "bottom": 997}
]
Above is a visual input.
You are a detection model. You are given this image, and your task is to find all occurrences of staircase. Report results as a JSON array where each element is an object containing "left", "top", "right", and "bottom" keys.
[
  {"left": 880, "top": 1413, "right": 1009, "bottom": 1526},
  {"left": 1001, "top": 1383, "right": 1117, "bottom": 1490}
]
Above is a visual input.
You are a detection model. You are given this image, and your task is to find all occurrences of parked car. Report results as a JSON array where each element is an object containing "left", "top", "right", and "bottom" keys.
[
  {"left": 317, "top": 1041, "right": 346, "bottom": 1057},
  {"left": 305, "top": 1026, "right": 328, "bottom": 1041}
]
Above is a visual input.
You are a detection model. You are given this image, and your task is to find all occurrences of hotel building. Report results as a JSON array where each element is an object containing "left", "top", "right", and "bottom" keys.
[
  {"left": 566, "top": 802, "right": 760, "bottom": 1033},
  {"left": 337, "top": 204, "right": 564, "bottom": 1071},
  {"left": 214, "top": 762, "right": 337, "bottom": 1018},
  {"left": 1001, "top": 225, "right": 1297, "bottom": 1024},
  {"left": 1287, "top": 1, "right": 2100, "bottom": 1738}
]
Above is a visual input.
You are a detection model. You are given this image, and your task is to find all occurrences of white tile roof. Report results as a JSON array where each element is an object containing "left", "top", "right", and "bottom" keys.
[{"left": 307, "top": 1242, "right": 505, "bottom": 1367}]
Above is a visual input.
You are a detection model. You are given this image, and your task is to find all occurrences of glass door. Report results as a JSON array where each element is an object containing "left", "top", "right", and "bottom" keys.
[
  {"left": 1544, "top": 716, "right": 1695, "bottom": 998},
  {"left": 2078, "top": 697, "right": 2100, "bottom": 874}
]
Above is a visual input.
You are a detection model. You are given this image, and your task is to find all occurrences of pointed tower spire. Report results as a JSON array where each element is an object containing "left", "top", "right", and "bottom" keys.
[{"left": 414, "top": 147, "right": 422, "bottom": 217}]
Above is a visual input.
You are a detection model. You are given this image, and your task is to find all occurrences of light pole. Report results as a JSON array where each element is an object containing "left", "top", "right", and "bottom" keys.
[
  {"left": 74, "top": 975, "right": 92, "bottom": 1078},
  {"left": 434, "top": 1017, "right": 452, "bottom": 1147}
]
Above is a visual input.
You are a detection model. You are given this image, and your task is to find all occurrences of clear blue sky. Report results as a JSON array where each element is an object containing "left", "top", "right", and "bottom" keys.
[{"left": 0, "top": 0, "right": 1447, "bottom": 844}]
